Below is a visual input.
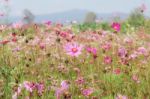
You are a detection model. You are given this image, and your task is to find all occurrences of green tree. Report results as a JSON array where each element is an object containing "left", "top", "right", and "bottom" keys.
[
  {"left": 22, "top": 9, "right": 35, "bottom": 24},
  {"left": 84, "top": 12, "right": 97, "bottom": 24},
  {"left": 127, "top": 8, "right": 145, "bottom": 27}
]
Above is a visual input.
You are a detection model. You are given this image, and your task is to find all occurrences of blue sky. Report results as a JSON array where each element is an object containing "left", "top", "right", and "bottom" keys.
[{"left": 9, "top": 0, "right": 150, "bottom": 16}]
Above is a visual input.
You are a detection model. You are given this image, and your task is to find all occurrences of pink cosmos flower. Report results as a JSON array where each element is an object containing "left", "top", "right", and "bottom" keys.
[
  {"left": 36, "top": 82, "right": 45, "bottom": 96},
  {"left": 132, "top": 74, "right": 140, "bottom": 83},
  {"left": 104, "top": 56, "right": 112, "bottom": 64},
  {"left": 137, "top": 47, "right": 148, "bottom": 56},
  {"left": 140, "top": 3, "right": 147, "bottom": 12},
  {"left": 12, "top": 37, "right": 17, "bottom": 42},
  {"left": 116, "top": 94, "right": 128, "bottom": 99},
  {"left": 61, "top": 80, "right": 69, "bottom": 90},
  {"left": 12, "top": 82, "right": 31, "bottom": 99},
  {"left": 86, "top": 47, "right": 97, "bottom": 59},
  {"left": 24, "top": 81, "right": 45, "bottom": 95},
  {"left": 30, "top": 37, "right": 40, "bottom": 46},
  {"left": 55, "top": 88, "right": 63, "bottom": 99},
  {"left": 17, "top": 84, "right": 23, "bottom": 94},
  {"left": 11, "top": 32, "right": 17, "bottom": 37},
  {"left": 9, "top": 34, "right": 17, "bottom": 43},
  {"left": 124, "top": 37, "right": 133, "bottom": 45},
  {"left": 0, "top": 40, "right": 10, "bottom": 45},
  {"left": 57, "top": 23, "right": 63, "bottom": 27},
  {"left": 111, "top": 22, "right": 121, "bottom": 32},
  {"left": 118, "top": 47, "right": 127, "bottom": 58},
  {"left": 101, "top": 42, "right": 112, "bottom": 51},
  {"left": 113, "top": 68, "right": 121, "bottom": 75},
  {"left": 12, "top": 81, "right": 45, "bottom": 99},
  {"left": 12, "top": 84, "right": 23, "bottom": 99},
  {"left": 0, "top": 25, "right": 6, "bottom": 31},
  {"left": 12, "top": 46, "right": 21, "bottom": 52},
  {"left": 12, "top": 21, "right": 23, "bottom": 29},
  {"left": 86, "top": 46, "right": 97, "bottom": 53},
  {"left": 39, "top": 42, "right": 46, "bottom": 49},
  {"left": 64, "top": 43, "right": 83, "bottom": 57},
  {"left": 120, "top": 58, "right": 129, "bottom": 65},
  {"left": 75, "top": 77, "right": 85, "bottom": 85},
  {"left": 60, "top": 31, "right": 68, "bottom": 38},
  {"left": 82, "top": 88, "right": 94, "bottom": 97},
  {"left": 23, "top": 81, "right": 35, "bottom": 93},
  {"left": 55, "top": 80, "right": 70, "bottom": 99},
  {"left": 12, "top": 93, "right": 18, "bottom": 99},
  {"left": 129, "top": 51, "right": 138, "bottom": 60},
  {"left": 86, "top": 47, "right": 92, "bottom": 53},
  {"left": 101, "top": 31, "right": 108, "bottom": 37}
]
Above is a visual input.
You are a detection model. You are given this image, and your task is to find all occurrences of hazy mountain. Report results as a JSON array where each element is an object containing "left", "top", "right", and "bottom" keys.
[
  {"left": 35, "top": 9, "right": 88, "bottom": 23},
  {"left": 10, "top": 9, "right": 129, "bottom": 23}
]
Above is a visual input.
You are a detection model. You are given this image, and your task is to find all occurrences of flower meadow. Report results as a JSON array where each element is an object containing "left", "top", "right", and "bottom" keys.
[{"left": 0, "top": 20, "right": 150, "bottom": 99}]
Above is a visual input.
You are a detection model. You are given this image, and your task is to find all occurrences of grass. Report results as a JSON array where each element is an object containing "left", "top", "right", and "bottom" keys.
[{"left": 0, "top": 22, "right": 150, "bottom": 99}]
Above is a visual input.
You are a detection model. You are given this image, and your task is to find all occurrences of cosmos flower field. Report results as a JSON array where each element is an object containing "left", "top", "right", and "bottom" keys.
[{"left": 0, "top": 20, "right": 150, "bottom": 99}]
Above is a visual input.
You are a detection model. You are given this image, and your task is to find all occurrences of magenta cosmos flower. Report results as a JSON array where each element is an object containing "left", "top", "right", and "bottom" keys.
[
  {"left": 44, "top": 20, "right": 52, "bottom": 26},
  {"left": 111, "top": 22, "right": 121, "bottom": 32},
  {"left": 64, "top": 43, "right": 83, "bottom": 57}
]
